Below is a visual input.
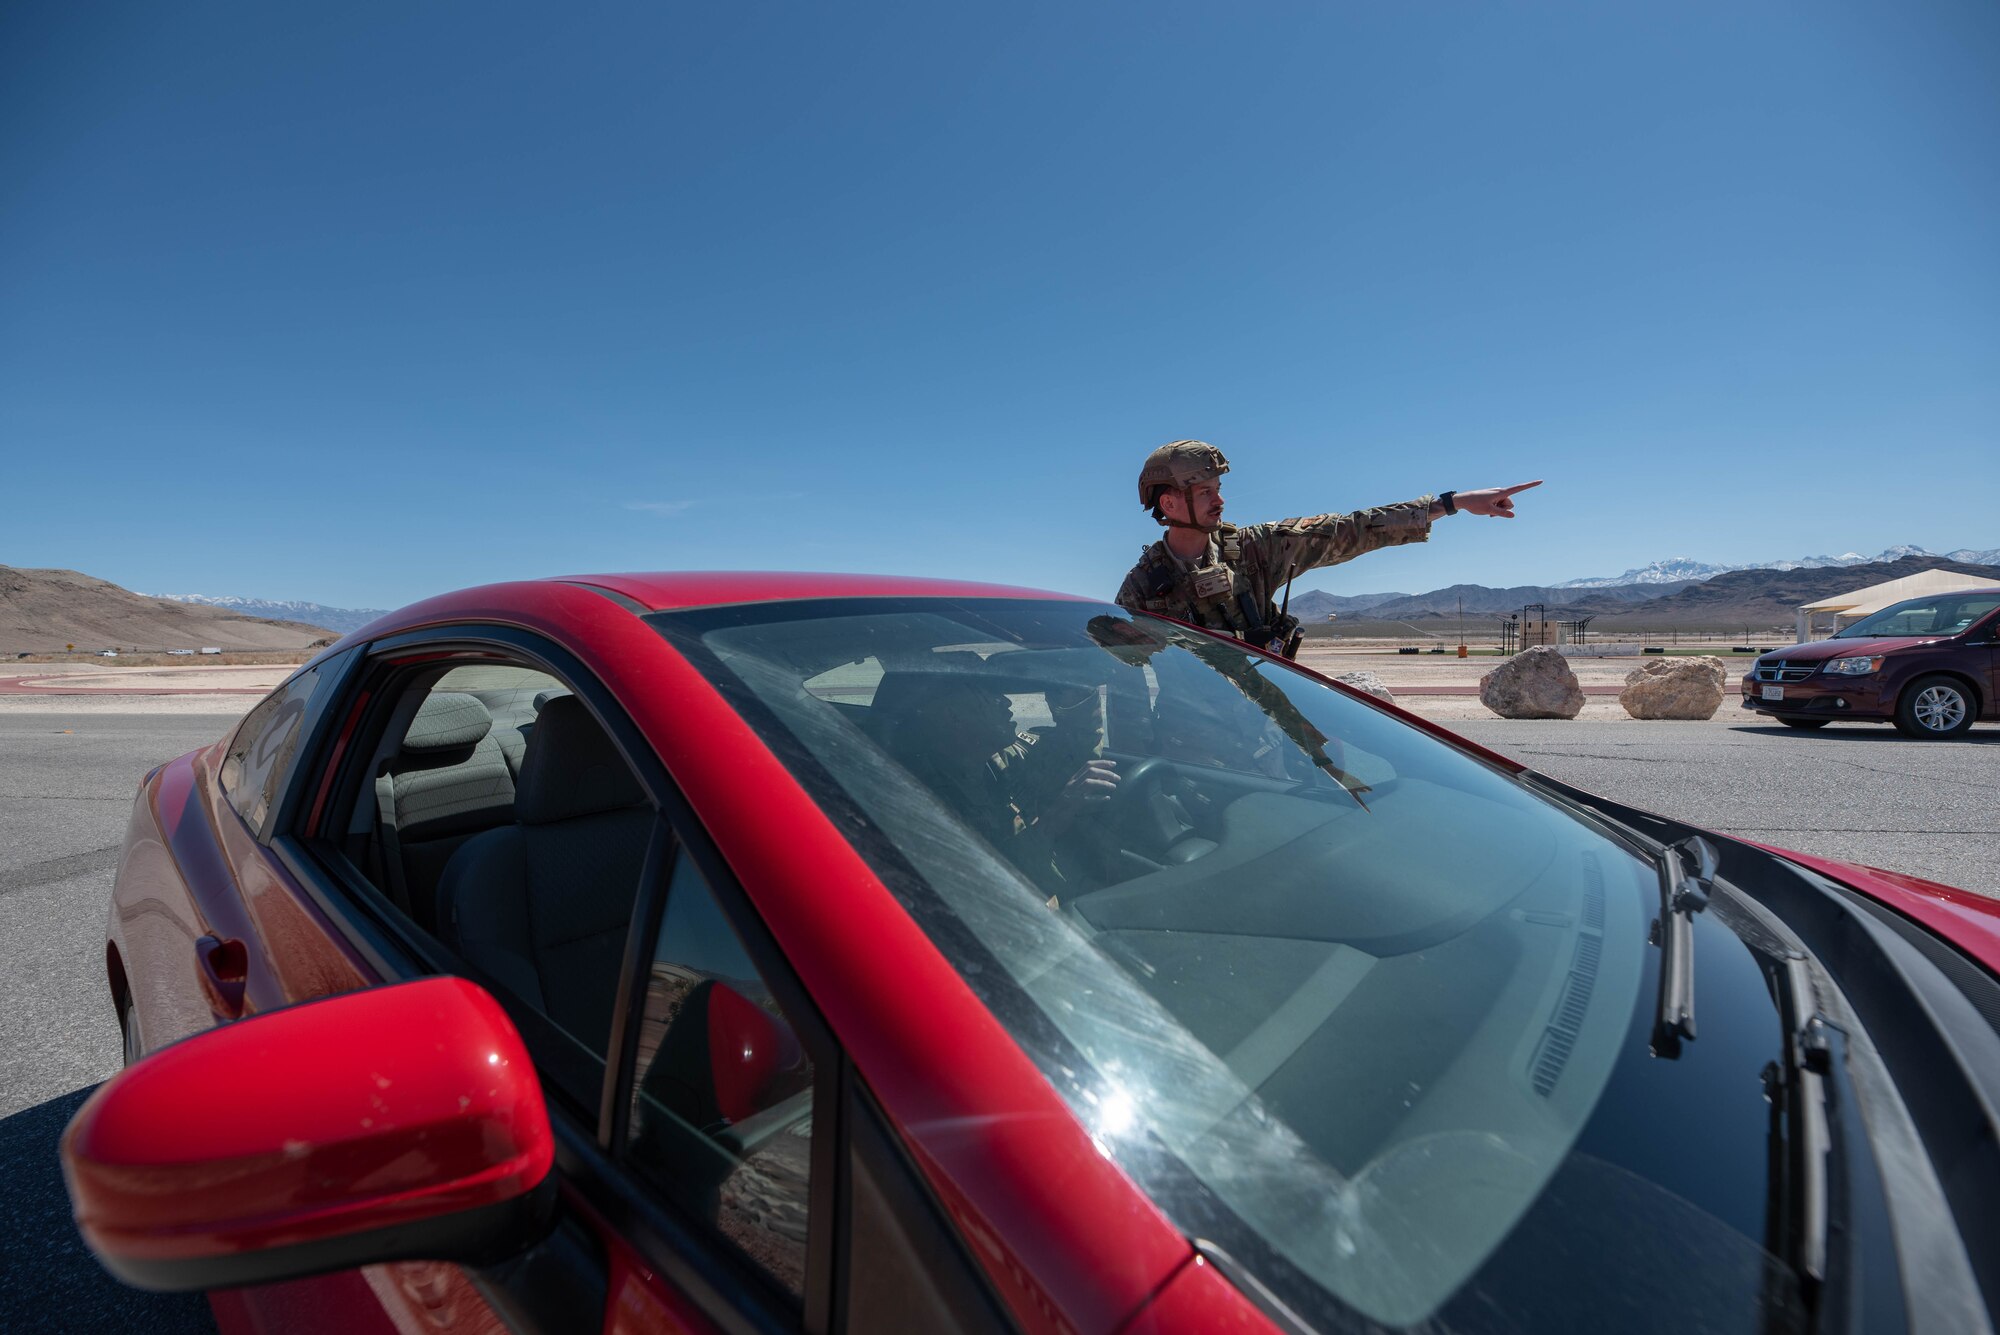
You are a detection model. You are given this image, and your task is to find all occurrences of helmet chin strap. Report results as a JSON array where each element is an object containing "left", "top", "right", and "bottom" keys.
[{"left": 1160, "top": 484, "right": 1221, "bottom": 533}]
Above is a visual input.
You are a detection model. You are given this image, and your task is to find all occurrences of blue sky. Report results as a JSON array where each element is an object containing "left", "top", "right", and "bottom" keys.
[{"left": 4, "top": 1, "right": 1995, "bottom": 608}]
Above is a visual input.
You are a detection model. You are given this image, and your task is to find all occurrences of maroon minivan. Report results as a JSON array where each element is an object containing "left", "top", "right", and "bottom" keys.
[{"left": 1741, "top": 586, "right": 2000, "bottom": 737}]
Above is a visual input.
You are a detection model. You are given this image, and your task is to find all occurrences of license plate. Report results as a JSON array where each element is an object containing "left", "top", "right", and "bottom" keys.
[{"left": 1761, "top": 685, "right": 1784, "bottom": 701}]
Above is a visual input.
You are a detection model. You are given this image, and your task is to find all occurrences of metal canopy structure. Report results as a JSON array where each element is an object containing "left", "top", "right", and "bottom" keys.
[{"left": 1795, "top": 569, "right": 2000, "bottom": 642}]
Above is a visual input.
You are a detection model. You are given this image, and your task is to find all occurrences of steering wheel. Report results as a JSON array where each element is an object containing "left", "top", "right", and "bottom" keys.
[
  {"left": 1097, "top": 754, "right": 1213, "bottom": 864},
  {"left": 1102, "top": 754, "right": 1168, "bottom": 814},
  {"left": 1045, "top": 754, "right": 1174, "bottom": 885}
]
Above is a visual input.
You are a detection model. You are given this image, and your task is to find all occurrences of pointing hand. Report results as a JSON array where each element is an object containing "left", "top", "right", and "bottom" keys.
[{"left": 1453, "top": 480, "right": 1542, "bottom": 518}]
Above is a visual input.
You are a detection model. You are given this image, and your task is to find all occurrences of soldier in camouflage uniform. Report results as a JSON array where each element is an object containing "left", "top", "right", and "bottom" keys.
[{"left": 1116, "top": 440, "right": 1541, "bottom": 656}]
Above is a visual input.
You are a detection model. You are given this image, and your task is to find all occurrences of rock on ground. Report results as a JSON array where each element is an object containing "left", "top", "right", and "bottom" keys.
[
  {"left": 1621, "top": 655, "right": 1728, "bottom": 720},
  {"left": 1333, "top": 671, "right": 1396, "bottom": 703},
  {"left": 1479, "top": 646, "right": 1585, "bottom": 719}
]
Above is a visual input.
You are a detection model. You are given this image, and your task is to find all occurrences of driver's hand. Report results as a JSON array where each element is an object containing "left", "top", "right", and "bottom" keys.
[{"left": 1060, "top": 758, "right": 1120, "bottom": 806}]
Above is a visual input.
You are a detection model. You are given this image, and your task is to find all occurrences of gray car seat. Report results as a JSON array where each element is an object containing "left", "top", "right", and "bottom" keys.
[
  {"left": 434, "top": 695, "right": 653, "bottom": 1055},
  {"left": 376, "top": 692, "right": 518, "bottom": 925}
]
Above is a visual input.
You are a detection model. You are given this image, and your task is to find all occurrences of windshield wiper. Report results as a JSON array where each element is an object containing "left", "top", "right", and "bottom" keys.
[
  {"left": 1761, "top": 954, "right": 1832, "bottom": 1310},
  {"left": 1650, "top": 833, "right": 1717, "bottom": 1058}
]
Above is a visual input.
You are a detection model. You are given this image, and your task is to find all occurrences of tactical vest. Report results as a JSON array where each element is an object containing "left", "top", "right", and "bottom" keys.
[{"left": 1136, "top": 525, "right": 1265, "bottom": 639}]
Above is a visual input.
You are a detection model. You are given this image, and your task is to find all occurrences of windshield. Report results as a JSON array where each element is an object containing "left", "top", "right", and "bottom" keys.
[
  {"left": 1833, "top": 590, "right": 2000, "bottom": 638},
  {"left": 652, "top": 598, "right": 1659, "bottom": 1326}
]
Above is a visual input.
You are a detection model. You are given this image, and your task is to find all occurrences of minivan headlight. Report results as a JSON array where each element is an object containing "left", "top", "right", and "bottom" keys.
[{"left": 1824, "top": 656, "right": 1884, "bottom": 676}]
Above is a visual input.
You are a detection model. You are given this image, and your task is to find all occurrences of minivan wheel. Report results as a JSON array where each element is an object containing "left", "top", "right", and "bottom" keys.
[
  {"left": 1779, "top": 718, "right": 1830, "bottom": 731},
  {"left": 1895, "top": 675, "right": 1975, "bottom": 739}
]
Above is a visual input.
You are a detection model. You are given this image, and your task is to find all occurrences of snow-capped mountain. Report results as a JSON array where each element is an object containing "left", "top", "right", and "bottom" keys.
[
  {"left": 1553, "top": 545, "right": 2000, "bottom": 589},
  {"left": 147, "top": 594, "right": 388, "bottom": 635}
]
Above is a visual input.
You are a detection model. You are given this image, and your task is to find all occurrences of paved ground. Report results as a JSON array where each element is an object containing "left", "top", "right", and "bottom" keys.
[
  {"left": 0, "top": 681, "right": 1990, "bottom": 1332},
  {"left": 0, "top": 711, "right": 226, "bottom": 1334},
  {"left": 0, "top": 662, "right": 288, "bottom": 696},
  {"left": 1450, "top": 714, "right": 2000, "bottom": 897}
]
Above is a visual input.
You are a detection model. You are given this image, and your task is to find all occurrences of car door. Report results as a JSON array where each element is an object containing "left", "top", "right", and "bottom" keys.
[
  {"left": 228, "top": 624, "right": 1008, "bottom": 1335},
  {"left": 1976, "top": 608, "right": 2000, "bottom": 716}
]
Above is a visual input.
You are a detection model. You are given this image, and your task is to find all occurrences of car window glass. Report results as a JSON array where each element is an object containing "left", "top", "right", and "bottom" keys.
[
  {"left": 803, "top": 654, "right": 882, "bottom": 706},
  {"left": 220, "top": 666, "right": 320, "bottom": 834},
  {"left": 626, "top": 851, "right": 816, "bottom": 1303},
  {"left": 1838, "top": 592, "right": 2000, "bottom": 638},
  {"left": 1945, "top": 597, "right": 2000, "bottom": 632},
  {"left": 326, "top": 655, "right": 652, "bottom": 1119},
  {"left": 361, "top": 665, "right": 566, "bottom": 933},
  {"left": 657, "top": 598, "right": 1661, "bottom": 1328}
]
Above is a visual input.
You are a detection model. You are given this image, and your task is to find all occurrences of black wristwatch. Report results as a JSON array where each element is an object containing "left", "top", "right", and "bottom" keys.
[{"left": 1439, "top": 490, "right": 1457, "bottom": 516}]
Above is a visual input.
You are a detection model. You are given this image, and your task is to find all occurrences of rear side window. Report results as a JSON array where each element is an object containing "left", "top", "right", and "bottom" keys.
[
  {"left": 625, "top": 850, "right": 817, "bottom": 1302},
  {"left": 219, "top": 667, "right": 319, "bottom": 835}
]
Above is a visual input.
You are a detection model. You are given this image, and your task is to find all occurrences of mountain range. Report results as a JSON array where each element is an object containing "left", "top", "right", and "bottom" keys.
[
  {"left": 1551, "top": 544, "right": 2000, "bottom": 588},
  {"left": 20, "top": 538, "right": 2000, "bottom": 647},
  {"left": 1290, "top": 580, "right": 1694, "bottom": 623},
  {"left": 147, "top": 593, "right": 389, "bottom": 635},
  {"left": 2, "top": 567, "right": 333, "bottom": 651},
  {"left": 1297, "top": 555, "right": 2000, "bottom": 629}
]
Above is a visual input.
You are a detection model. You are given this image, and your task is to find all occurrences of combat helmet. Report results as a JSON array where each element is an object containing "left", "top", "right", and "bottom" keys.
[{"left": 1139, "top": 440, "right": 1230, "bottom": 527}]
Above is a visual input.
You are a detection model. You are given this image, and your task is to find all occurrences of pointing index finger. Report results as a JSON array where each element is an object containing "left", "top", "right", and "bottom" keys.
[{"left": 1500, "top": 480, "right": 1544, "bottom": 496}]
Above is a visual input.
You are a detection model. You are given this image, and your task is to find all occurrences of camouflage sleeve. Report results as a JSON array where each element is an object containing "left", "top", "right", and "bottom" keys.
[
  {"left": 990, "top": 730, "right": 1071, "bottom": 808},
  {"left": 1114, "top": 569, "right": 1147, "bottom": 611},
  {"left": 1245, "top": 497, "right": 1436, "bottom": 586}
]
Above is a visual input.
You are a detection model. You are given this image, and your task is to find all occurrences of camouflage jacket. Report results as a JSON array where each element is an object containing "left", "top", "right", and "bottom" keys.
[
  {"left": 1115, "top": 498, "right": 1435, "bottom": 644},
  {"left": 905, "top": 729, "right": 1079, "bottom": 888}
]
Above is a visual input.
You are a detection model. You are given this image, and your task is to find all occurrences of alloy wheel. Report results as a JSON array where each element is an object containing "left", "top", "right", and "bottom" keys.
[{"left": 1913, "top": 685, "right": 1967, "bottom": 733}]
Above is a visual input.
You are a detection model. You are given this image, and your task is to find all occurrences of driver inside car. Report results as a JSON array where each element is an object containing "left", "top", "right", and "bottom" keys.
[{"left": 885, "top": 673, "right": 1120, "bottom": 892}]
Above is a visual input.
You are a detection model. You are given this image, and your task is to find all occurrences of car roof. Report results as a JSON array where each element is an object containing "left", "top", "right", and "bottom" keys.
[
  {"left": 321, "top": 571, "right": 1103, "bottom": 658},
  {"left": 548, "top": 570, "right": 1098, "bottom": 612}
]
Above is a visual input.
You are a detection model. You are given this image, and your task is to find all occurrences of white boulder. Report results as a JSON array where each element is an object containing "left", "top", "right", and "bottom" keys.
[
  {"left": 1479, "top": 646, "right": 1585, "bottom": 719},
  {"left": 1620, "top": 656, "right": 1727, "bottom": 720}
]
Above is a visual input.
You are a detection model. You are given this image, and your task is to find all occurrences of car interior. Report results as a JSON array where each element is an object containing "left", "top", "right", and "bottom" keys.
[
  {"left": 338, "top": 663, "right": 653, "bottom": 1056},
  {"left": 328, "top": 654, "right": 817, "bottom": 1296},
  {"left": 687, "top": 603, "right": 1662, "bottom": 1318}
]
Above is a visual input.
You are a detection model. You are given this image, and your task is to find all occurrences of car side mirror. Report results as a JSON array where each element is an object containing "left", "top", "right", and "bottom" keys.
[
  {"left": 62, "top": 977, "right": 555, "bottom": 1292},
  {"left": 641, "top": 977, "right": 809, "bottom": 1139},
  {"left": 704, "top": 980, "right": 806, "bottom": 1125}
]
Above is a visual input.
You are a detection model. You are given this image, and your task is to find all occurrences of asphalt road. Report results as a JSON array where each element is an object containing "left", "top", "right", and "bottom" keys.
[
  {"left": 1, "top": 712, "right": 223, "bottom": 1334},
  {"left": 0, "top": 707, "right": 1992, "bottom": 1333},
  {"left": 1451, "top": 714, "right": 2000, "bottom": 898}
]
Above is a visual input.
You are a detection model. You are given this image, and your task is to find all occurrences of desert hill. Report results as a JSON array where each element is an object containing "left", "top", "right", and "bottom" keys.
[
  {"left": 0, "top": 566, "right": 334, "bottom": 652},
  {"left": 1355, "top": 579, "right": 1697, "bottom": 620},
  {"left": 1584, "top": 555, "right": 2000, "bottom": 627},
  {"left": 1287, "top": 590, "right": 1408, "bottom": 619},
  {"left": 1303, "top": 555, "right": 2000, "bottom": 633}
]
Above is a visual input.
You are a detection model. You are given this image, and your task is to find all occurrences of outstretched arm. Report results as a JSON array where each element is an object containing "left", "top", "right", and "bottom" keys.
[{"left": 1432, "top": 480, "right": 1542, "bottom": 519}]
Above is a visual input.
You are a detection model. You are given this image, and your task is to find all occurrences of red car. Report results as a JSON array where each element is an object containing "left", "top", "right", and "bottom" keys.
[
  {"left": 1742, "top": 586, "right": 2000, "bottom": 737},
  {"left": 63, "top": 574, "right": 2000, "bottom": 1334}
]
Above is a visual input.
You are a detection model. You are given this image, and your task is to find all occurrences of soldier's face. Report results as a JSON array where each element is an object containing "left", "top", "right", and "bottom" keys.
[{"left": 1163, "top": 480, "right": 1224, "bottom": 527}]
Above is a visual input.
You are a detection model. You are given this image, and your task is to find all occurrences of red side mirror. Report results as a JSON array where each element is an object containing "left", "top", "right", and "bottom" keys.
[
  {"left": 62, "top": 977, "right": 555, "bottom": 1292},
  {"left": 705, "top": 981, "right": 805, "bottom": 1126}
]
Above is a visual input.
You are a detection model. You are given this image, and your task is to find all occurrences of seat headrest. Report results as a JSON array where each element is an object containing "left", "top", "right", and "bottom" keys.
[
  {"left": 869, "top": 670, "right": 1006, "bottom": 717},
  {"left": 516, "top": 695, "right": 646, "bottom": 823},
  {"left": 402, "top": 692, "right": 493, "bottom": 753}
]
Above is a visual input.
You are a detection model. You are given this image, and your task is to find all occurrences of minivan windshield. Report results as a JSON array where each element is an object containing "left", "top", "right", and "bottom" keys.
[
  {"left": 1834, "top": 590, "right": 2000, "bottom": 639},
  {"left": 653, "top": 599, "right": 1659, "bottom": 1326}
]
